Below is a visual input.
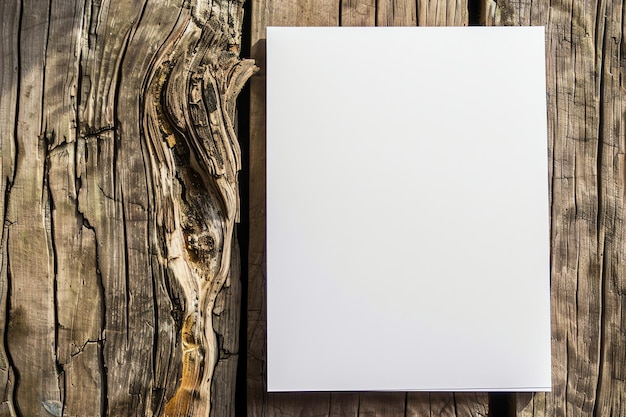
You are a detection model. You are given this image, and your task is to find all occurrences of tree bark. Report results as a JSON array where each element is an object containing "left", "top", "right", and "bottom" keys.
[{"left": 0, "top": 0, "right": 254, "bottom": 416}]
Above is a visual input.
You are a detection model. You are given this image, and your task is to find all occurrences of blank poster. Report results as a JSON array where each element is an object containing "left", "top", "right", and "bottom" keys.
[{"left": 266, "top": 26, "right": 551, "bottom": 392}]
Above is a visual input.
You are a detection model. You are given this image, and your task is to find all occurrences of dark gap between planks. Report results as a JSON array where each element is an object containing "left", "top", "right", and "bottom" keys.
[
  {"left": 235, "top": 0, "right": 252, "bottom": 415},
  {"left": 468, "top": 0, "right": 482, "bottom": 25},
  {"left": 489, "top": 392, "right": 517, "bottom": 417}
]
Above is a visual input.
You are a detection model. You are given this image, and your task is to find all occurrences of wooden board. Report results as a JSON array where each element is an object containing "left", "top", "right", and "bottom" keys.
[
  {"left": 0, "top": 0, "right": 253, "bottom": 415},
  {"left": 485, "top": 0, "right": 626, "bottom": 415}
]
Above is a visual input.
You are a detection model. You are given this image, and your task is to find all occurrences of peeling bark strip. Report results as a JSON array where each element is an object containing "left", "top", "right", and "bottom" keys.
[{"left": 0, "top": 0, "right": 253, "bottom": 416}]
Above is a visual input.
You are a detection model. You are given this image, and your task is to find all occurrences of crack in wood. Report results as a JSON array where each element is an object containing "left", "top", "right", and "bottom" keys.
[{"left": 142, "top": 1, "right": 256, "bottom": 415}]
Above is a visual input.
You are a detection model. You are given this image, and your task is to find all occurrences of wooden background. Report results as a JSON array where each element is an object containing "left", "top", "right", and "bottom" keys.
[
  {"left": 247, "top": 0, "right": 626, "bottom": 416},
  {"left": 0, "top": 0, "right": 253, "bottom": 415},
  {"left": 0, "top": 0, "right": 623, "bottom": 415}
]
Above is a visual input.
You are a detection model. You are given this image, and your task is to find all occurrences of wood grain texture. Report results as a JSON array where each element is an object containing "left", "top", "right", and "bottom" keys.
[
  {"left": 486, "top": 0, "right": 626, "bottom": 415},
  {"left": 247, "top": 1, "right": 487, "bottom": 417},
  {"left": 0, "top": 0, "right": 253, "bottom": 416},
  {"left": 418, "top": 0, "right": 468, "bottom": 26},
  {"left": 0, "top": 1, "right": 21, "bottom": 415}
]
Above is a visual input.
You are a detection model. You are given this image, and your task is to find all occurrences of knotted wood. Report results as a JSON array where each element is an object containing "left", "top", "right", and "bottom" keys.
[{"left": 0, "top": 0, "right": 254, "bottom": 416}]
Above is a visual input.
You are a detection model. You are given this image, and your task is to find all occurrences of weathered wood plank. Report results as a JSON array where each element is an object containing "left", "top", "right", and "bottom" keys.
[
  {"left": 486, "top": 0, "right": 626, "bottom": 415},
  {"left": 211, "top": 241, "right": 242, "bottom": 417},
  {"left": 329, "top": 393, "right": 359, "bottom": 417},
  {"left": 0, "top": 0, "right": 252, "bottom": 415},
  {"left": 407, "top": 393, "right": 488, "bottom": 417},
  {"left": 44, "top": 0, "right": 105, "bottom": 414},
  {"left": 358, "top": 393, "right": 405, "bottom": 417},
  {"left": 417, "top": 0, "right": 468, "bottom": 26},
  {"left": 341, "top": 0, "right": 376, "bottom": 26},
  {"left": 377, "top": 1, "right": 418, "bottom": 26},
  {"left": 50, "top": 145, "right": 103, "bottom": 416},
  {"left": 80, "top": 1, "right": 162, "bottom": 412},
  {"left": 267, "top": 393, "right": 331, "bottom": 417},
  {"left": 4, "top": 0, "right": 62, "bottom": 415},
  {"left": 594, "top": 0, "right": 626, "bottom": 412},
  {"left": 0, "top": 0, "right": 20, "bottom": 414}
]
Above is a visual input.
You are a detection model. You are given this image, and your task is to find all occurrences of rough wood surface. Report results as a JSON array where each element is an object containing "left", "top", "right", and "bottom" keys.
[
  {"left": 247, "top": 1, "right": 488, "bottom": 417},
  {"left": 0, "top": 0, "right": 254, "bottom": 416},
  {"left": 485, "top": 0, "right": 626, "bottom": 415}
]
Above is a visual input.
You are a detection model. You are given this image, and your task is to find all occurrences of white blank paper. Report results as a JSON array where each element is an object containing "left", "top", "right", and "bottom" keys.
[{"left": 266, "top": 26, "right": 551, "bottom": 392}]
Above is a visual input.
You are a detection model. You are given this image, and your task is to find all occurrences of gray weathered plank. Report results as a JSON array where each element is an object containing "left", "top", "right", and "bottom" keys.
[
  {"left": 377, "top": 0, "right": 418, "bottom": 26},
  {"left": 486, "top": 0, "right": 626, "bottom": 415},
  {"left": 0, "top": 0, "right": 252, "bottom": 415},
  {"left": 0, "top": 0, "right": 20, "bottom": 414},
  {"left": 341, "top": 0, "right": 376, "bottom": 26},
  {"left": 4, "top": 0, "right": 62, "bottom": 415},
  {"left": 418, "top": 0, "right": 468, "bottom": 26}
]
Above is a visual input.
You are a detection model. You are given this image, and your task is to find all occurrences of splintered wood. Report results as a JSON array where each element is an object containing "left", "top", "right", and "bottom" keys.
[{"left": 0, "top": 0, "right": 254, "bottom": 416}]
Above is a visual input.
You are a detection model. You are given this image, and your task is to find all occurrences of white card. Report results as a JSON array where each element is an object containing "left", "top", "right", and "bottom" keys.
[{"left": 266, "top": 26, "right": 551, "bottom": 392}]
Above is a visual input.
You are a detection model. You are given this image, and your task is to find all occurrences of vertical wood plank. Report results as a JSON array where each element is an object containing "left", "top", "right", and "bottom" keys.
[
  {"left": 44, "top": 0, "right": 105, "bottom": 414},
  {"left": 487, "top": 0, "right": 626, "bottom": 415},
  {"left": 267, "top": 393, "right": 331, "bottom": 417},
  {"left": 377, "top": 1, "right": 418, "bottom": 26},
  {"left": 0, "top": 0, "right": 20, "bottom": 413},
  {"left": 407, "top": 393, "right": 488, "bottom": 417},
  {"left": 50, "top": 146, "right": 103, "bottom": 415},
  {"left": 4, "top": 0, "right": 62, "bottom": 414},
  {"left": 0, "top": 0, "right": 252, "bottom": 415},
  {"left": 341, "top": 0, "right": 376, "bottom": 26},
  {"left": 594, "top": 0, "right": 626, "bottom": 412},
  {"left": 417, "top": 0, "right": 468, "bottom": 26},
  {"left": 358, "top": 393, "right": 406, "bottom": 417},
  {"left": 329, "top": 393, "right": 360, "bottom": 417},
  {"left": 80, "top": 1, "right": 160, "bottom": 411}
]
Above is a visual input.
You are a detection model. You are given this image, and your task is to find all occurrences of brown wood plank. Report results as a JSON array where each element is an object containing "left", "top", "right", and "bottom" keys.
[
  {"left": 329, "top": 393, "right": 360, "bottom": 417},
  {"left": 44, "top": 0, "right": 105, "bottom": 414},
  {"left": 407, "top": 393, "right": 489, "bottom": 417},
  {"left": 0, "top": 0, "right": 20, "bottom": 414},
  {"left": 594, "top": 0, "right": 626, "bottom": 411},
  {"left": 417, "top": 0, "right": 468, "bottom": 26},
  {"left": 358, "top": 393, "right": 406, "bottom": 417},
  {"left": 341, "top": 0, "right": 376, "bottom": 26},
  {"left": 79, "top": 1, "right": 157, "bottom": 412},
  {"left": 50, "top": 146, "right": 103, "bottom": 415},
  {"left": 0, "top": 0, "right": 252, "bottom": 415},
  {"left": 267, "top": 393, "right": 331, "bottom": 417},
  {"left": 4, "top": 0, "right": 62, "bottom": 414},
  {"left": 487, "top": 0, "right": 626, "bottom": 415},
  {"left": 377, "top": 1, "right": 418, "bottom": 26}
]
